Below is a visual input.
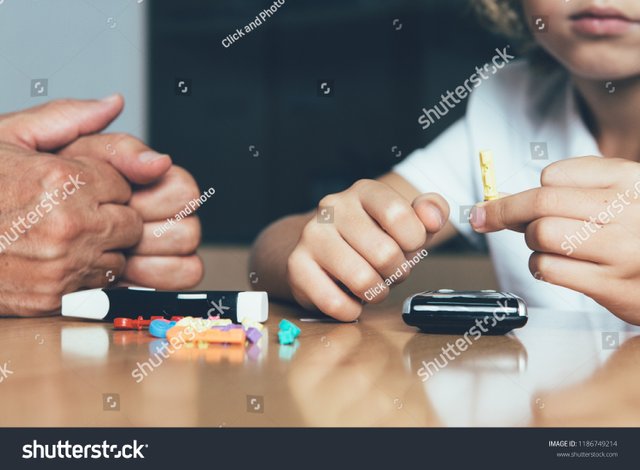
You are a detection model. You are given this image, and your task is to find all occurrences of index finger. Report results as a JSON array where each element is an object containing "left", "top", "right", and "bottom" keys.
[
  {"left": 58, "top": 133, "right": 172, "bottom": 185},
  {"left": 359, "top": 183, "right": 427, "bottom": 251},
  {"left": 72, "top": 156, "right": 133, "bottom": 204}
]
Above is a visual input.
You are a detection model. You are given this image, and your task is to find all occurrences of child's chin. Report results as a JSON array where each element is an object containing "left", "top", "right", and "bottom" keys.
[{"left": 560, "top": 46, "right": 640, "bottom": 81}]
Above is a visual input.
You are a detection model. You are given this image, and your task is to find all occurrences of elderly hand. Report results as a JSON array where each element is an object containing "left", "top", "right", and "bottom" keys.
[{"left": 0, "top": 96, "right": 203, "bottom": 316}]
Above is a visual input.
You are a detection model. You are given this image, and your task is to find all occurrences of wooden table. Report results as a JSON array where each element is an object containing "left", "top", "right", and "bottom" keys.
[{"left": 1, "top": 248, "right": 639, "bottom": 427}]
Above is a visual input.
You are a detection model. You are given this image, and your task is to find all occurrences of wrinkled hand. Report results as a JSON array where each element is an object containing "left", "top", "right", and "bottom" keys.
[
  {"left": 0, "top": 104, "right": 142, "bottom": 316},
  {"left": 0, "top": 96, "right": 203, "bottom": 316},
  {"left": 58, "top": 130, "right": 203, "bottom": 289},
  {"left": 471, "top": 156, "right": 640, "bottom": 325}
]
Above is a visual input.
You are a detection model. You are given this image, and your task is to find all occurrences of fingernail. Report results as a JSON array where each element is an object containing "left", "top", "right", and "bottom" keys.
[
  {"left": 101, "top": 93, "right": 120, "bottom": 103},
  {"left": 470, "top": 205, "right": 486, "bottom": 230},
  {"left": 138, "top": 151, "right": 169, "bottom": 163},
  {"left": 426, "top": 205, "right": 444, "bottom": 229}
]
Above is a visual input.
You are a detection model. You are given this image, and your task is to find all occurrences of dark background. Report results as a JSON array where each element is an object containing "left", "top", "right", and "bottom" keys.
[{"left": 148, "top": 0, "right": 503, "bottom": 246}]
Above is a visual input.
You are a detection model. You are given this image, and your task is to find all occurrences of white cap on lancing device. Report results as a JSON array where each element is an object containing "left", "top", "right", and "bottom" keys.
[
  {"left": 62, "top": 288, "right": 111, "bottom": 320},
  {"left": 236, "top": 291, "right": 269, "bottom": 323},
  {"left": 61, "top": 287, "right": 269, "bottom": 323}
]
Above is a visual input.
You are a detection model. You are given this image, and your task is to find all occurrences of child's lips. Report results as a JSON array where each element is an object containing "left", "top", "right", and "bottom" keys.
[
  {"left": 571, "top": 16, "right": 636, "bottom": 36},
  {"left": 570, "top": 9, "right": 640, "bottom": 36}
]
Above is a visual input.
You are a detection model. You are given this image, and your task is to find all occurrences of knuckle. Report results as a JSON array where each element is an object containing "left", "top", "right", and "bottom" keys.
[
  {"left": 289, "top": 285, "right": 312, "bottom": 310},
  {"left": 37, "top": 242, "right": 68, "bottom": 260},
  {"left": 286, "top": 250, "right": 318, "bottom": 295},
  {"left": 349, "top": 269, "right": 375, "bottom": 295},
  {"left": 367, "top": 285, "right": 390, "bottom": 304},
  {"left": 371, "top": 242, "right": 401, "bottom": 271},
  {"left": 318, "top": 193, "right": 339, "bottom": 209},
  {"left": 180, "top": 256, "right": 204, "bottom": 288},
  {"left": 184, "top": 184, "right": 201, "bottom": 204},
  {"left": 286, "top": 250, "right": 302, "bottom": 279},
  {"left": 103, "top": 256, "right": 126, "bottom": 287},
  {"left": 40, "top": 159, "right": 75, "bottom": 188},
  {"left": 286, "top": 249, "right": 307, "bottom": 281},
  {"left": 107, "top": 132, "right": 136, "bottom": 153},
  {"left": 300, "top": 220, "right": 325, "bottom": 243},
  {"left": 350, "top": 178, "right": 374, "bottom": 192},
  {"left": 381, "top": 201, "right": 412, "bottom": 227},
  {"left": 129, "top": 212, "right": 144, "bottom": 240},
  {"left": 172, "top": 217, "right": 201, "bottom": 254},
  {"left": 184, "top": 216, "right": 202, "bottom": 251},
  {"left": 405, "top": 226, "right": 427, "bottom": 251},
  {"left": 539, "top": 164, "right": 557, "bottom": 186},
  {"left": 495, "top": 200, "right": 507, "bottom": 228},
  {"left": 24, "top": 290, "right": 64, "bottom": 314},
  {"left": 47, "top": 210, "right": 82, "bottom": 242},
  {"left": 533, "top": 188, "right": 558, "bottom": 217},
  {"left": 46, "top": 281, "right": 68, "bottom": 298},
  {"left": 321, "top": 295, "right": 351, "bottom": 319},
  {"left": 130, "top": 207, "right": 143, "bottom": 229},
  {"left": 42, "top": 262, "right": 69, "bottom": 286},
  {"left": 171, "top": 166, "right": 201, "bottom": 201},
  {"left": 46, "top": 98, "right": 72, "bottom": 110},
  {"left": 190, "top": 257, "right": 205, "bottom": 285},
  {"left": 526, "top": 218, "right": 555, "bottom": 250},
  {"left": 110, "top": 132, "right": 134, "bottom": 144},
  {"left": 529, "top": 253, "right": 555, "bottom": 282},
  {"left": 38, "top": 294, "right": 63, "bottom": 313},
  {"left": 113, "top": 253, "right": 127, "bottom": 272},
  {"left": 286, "top": 249, "right": 299, "bottom": 271},
  {"left": 37, "top": 271, "right": 70, "bottom": 297}
]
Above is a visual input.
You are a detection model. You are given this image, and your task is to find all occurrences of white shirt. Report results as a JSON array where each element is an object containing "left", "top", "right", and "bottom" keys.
[{"left": 393, "top": 59, "right": 614, "bottom": 317}]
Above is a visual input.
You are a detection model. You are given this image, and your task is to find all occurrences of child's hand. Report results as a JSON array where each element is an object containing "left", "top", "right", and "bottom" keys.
[
  {"left": 287, "top": 179, "right": 449, "bottom": 321},
  {"left": 471, "top": 156, "right": 640, "bottom": 325}
]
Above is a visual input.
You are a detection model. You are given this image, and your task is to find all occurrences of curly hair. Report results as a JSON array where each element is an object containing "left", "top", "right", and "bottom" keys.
[{"left": 471, "top": 0, "right": 556, "bottom": 67}]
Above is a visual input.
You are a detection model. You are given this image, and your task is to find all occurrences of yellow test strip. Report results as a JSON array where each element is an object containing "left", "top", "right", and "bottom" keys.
[{"left": 479, "top": 150, "right": 499, "bottom": 201}]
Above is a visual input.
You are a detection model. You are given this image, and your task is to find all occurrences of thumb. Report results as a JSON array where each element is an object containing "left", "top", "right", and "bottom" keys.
[
  {"left": 412, "top": 192, "right": 450, "bottom": 233},
  {"left": 0, "top": 94, "right": 124, "bottom": 151}
]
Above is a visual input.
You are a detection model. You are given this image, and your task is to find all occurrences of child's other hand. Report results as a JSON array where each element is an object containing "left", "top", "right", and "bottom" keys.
[
  {"left": 287, "top": 179, "right": 449, "bottom": 321},
  {"left": 471, "top": 156, "right": 640, "bottom": 325}
]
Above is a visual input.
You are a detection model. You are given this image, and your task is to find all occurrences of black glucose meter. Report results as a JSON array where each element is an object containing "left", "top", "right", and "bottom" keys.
[{"left": 402, "top": 289, "right": 528, "bottom": 335}]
